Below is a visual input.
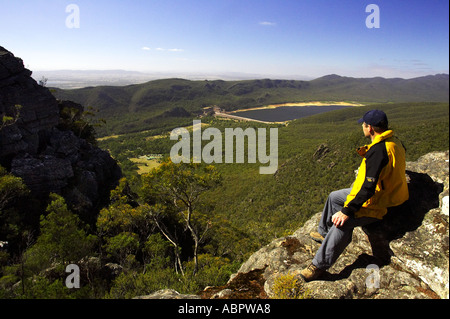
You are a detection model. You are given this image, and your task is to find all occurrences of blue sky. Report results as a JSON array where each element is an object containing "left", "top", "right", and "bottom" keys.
[{"left": 1, "top": 0, "right": 448, "bottom": 79}]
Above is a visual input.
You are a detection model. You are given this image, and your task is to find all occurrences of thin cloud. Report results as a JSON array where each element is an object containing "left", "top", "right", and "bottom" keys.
[
  {"left": 362, "top": 62, "right": 436, "bottom": 78},
  {"left": 394, "top": 59, "right": 433, "bottom": 71},
  {"left": 259, "top": 21, "right": 277, "bottom": 26},
  {"left": 141, "top": 47, "right": 185, "bottom": 52}
]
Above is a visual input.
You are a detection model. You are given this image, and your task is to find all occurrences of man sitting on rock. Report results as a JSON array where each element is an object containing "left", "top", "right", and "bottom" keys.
[{"left": 300, "top": 110, "right": 409, "bottom": 282}]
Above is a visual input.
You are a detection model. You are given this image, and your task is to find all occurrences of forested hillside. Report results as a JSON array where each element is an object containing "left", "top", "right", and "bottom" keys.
[{"left": 52, "top": 74, "right": 449, "bottom": 136}]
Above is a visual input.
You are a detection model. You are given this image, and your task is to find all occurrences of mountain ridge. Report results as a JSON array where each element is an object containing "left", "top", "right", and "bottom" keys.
[{"left": 51, "top": 73, "right": 449, "bottom": 136}]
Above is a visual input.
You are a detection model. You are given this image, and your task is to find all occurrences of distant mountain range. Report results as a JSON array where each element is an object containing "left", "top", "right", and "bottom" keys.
[
  {"left": 33, "top": 70, "right": 301, "bottom": 89},
  {"left": 51, "top": 74, "right": 449, "bottom": 136}
]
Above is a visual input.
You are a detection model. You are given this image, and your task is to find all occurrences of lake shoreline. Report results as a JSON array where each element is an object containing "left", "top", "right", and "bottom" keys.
[
  {"left": 230, "top": 101, "right": 365, "bottom": 114},
  {"left": 215, "top": 102, "right": 365, "bottom": 123}
]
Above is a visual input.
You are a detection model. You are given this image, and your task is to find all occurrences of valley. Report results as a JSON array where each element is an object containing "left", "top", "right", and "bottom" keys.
[
  {"left": 58, "top": 75, "right": 448, "bottom": 253},
  {"left": 51, "top": 74, "right": 449, "bottom": 137}
]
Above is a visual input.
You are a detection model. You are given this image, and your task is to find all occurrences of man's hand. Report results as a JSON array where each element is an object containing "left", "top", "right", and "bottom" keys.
[{"left": 332, "top": 211, "right": 349, "bottom": 227}]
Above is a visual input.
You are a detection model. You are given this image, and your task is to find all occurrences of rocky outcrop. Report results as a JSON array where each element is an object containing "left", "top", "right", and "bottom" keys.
[
  {"left": 0, "top": 47, "right": 60, "bottom": 156},
  {"left": 215, "top": 151, "right": 448, "bottom": 299},
  {"left": 0, "top": 47, "right": 121, "bottom": 219}
]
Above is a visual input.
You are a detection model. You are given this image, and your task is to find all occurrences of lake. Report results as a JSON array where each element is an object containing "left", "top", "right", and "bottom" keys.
[{"left": 233, "top": 105, "right": 354, "bottom": 122}]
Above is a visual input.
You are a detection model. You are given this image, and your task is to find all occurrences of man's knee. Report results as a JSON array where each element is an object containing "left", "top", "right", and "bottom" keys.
[
  {"left": 328, "top": 188, "right": 350, "bottom": 205},
  {"left": 328, "top": 190, "right": 341, "bottom": 201}
]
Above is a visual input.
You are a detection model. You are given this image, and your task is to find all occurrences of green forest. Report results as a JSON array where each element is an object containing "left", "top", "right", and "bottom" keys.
[
  {"left": 52, "top": 75, "right": 449, "bottom": 136},
  {"left": 0, "top": 100, "right": 448, "bottom": 299}
]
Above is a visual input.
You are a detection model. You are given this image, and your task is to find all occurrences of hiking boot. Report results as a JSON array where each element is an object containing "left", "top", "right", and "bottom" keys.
[
  {"left": 309, "top": 231, "right": 325, "bottom": 243},
  {"left": 299, "top": 264, "right": 324, "bottom": 282}
]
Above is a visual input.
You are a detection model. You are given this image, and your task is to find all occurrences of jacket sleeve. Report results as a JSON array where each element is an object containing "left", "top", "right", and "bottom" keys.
[{"left": 341, "top": 142, "right": 389, "bottom": 217}]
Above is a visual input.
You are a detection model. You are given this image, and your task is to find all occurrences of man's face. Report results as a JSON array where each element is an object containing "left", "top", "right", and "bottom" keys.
[{"left": 362, "top": 123, "right": 371, "bottom": 138}]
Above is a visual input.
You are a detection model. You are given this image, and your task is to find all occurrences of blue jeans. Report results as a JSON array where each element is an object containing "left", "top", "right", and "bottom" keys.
[{"left": 312, "top": 188, "right": 379, "bottom": 270}]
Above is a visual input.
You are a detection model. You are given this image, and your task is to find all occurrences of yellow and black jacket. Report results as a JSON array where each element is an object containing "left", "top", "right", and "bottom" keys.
[{"left": 342, "top": 130, "right": 409, "bottom": 219}]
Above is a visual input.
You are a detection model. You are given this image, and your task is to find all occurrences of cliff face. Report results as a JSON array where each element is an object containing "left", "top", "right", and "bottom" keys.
[
  {"left": 204, "top": 151, "right": 448, "bottom": 299},
  {"left": 0, "top": 47, "right": 121, "bottom": 219},
  {"left": 0, "top": 47, "right": 60, "bottom": 156}
]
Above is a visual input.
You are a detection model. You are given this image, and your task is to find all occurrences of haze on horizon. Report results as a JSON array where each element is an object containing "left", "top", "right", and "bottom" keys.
[{"left": 1, "top": 0, "right": 448, "bottom": 81}]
